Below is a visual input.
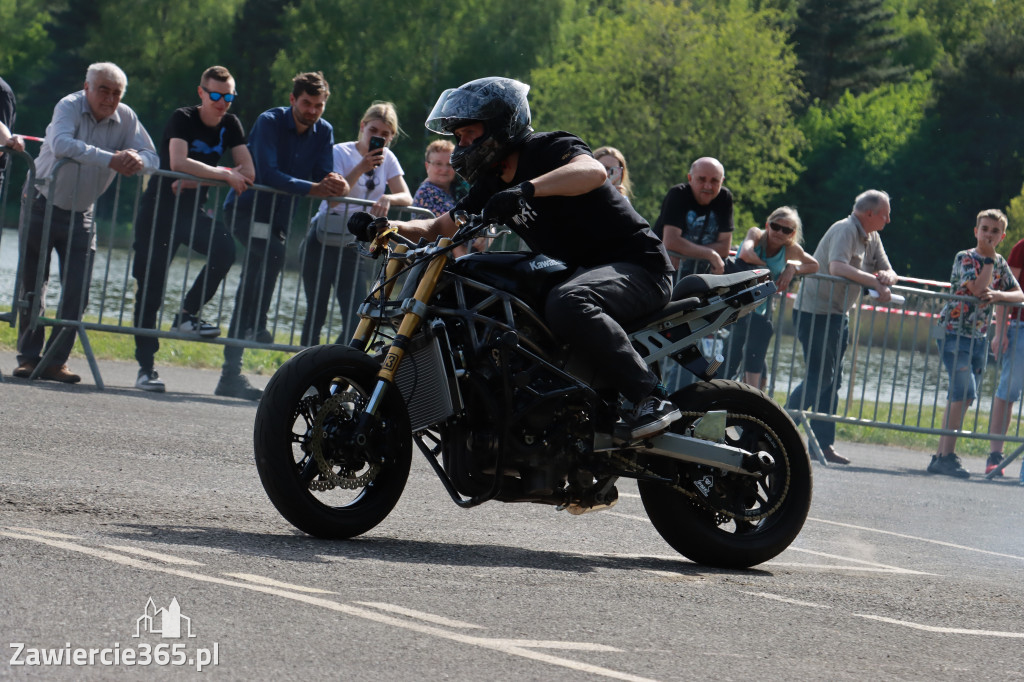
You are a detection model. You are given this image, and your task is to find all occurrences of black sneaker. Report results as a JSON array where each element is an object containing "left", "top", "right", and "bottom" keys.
[
  {"left": 174, "top": 312, "right": 221, "bottom": 338},
  {"left": 986, "top": 452, "right": 1004, "bottom": 476},
  {"left": 215, "top": 374, "right": 263, "bottom": 401},
  {"left": 244, "top": 327, "right": 274, "bottom": 344},
  {"left": 135, "top": 368, "right": 166, "bottom": 393},
  {"left": 927, "top": 453, "right": 970, "bottom": 479},
  {"left": 627, "top": 396, "right": 682, "bottom": 440}
]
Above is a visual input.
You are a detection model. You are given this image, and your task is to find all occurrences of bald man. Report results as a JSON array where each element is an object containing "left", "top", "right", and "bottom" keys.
[{"left": 654, "top": 157, "right": 733, "bottom": 275}]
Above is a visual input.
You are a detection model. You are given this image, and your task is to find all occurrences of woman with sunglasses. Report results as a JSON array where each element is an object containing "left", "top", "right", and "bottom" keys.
[
  {"left": 723, "top": 206, "right": 818, "bottom": 388},
  {"left": 301, "top": 101, "right": 412, "bottom": 346},
  {"left": 593, "top": 146, "right": 632, "bottom": 201}
]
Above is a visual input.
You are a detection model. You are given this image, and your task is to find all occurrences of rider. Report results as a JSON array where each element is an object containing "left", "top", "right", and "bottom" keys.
[{"left": 386, "top": 77, "right": 680, "bottom": 439}]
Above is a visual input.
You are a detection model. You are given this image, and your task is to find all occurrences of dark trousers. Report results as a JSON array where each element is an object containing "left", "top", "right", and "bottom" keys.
[
  {"left": 299, "top": 228, "right": 372, "bottom": 346},
  {"left": 16, "top": 194, "right": 95, "bottom": 368},
  {"left": 132, "top": 194, "right": 236, "bottom": 370},
  {"left": 785, "top": 310, "right": 849, "bottom": 449},
  {"left": 545, "top": 262, "right": 671, "bottom": 404},
  {"left": 721, "top": 312, "right": 774, "bottom": 380},
  {"left": 222, "top": 211, "right": 286, "bottom": 376}
]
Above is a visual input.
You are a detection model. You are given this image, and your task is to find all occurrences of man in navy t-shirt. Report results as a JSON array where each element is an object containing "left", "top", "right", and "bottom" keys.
[
  {"left": 653, "top": 157, "right": 734, "bottom": 276},
  {"left": 131, "top": 65, "right": 255, "bottom": 393}
]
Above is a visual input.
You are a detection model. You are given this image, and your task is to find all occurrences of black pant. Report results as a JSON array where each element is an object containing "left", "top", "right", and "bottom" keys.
[
  {"left": 545, "top": 261, "right": 671, "bottom": 403},
  {"left": 222, "top": 210, "right": 286, "bottom": 375},
  {"left": 299, "top": 227, "right": 372, "bottom": 346},
  {"left": 17, "top": 194, "right": 95, "bottom": 368},
  {"left": 721, "top": 311, "right": 774, "bottom": 380},
  {"left": 132, "top": 192, "right": 236, "bottom": 370}
]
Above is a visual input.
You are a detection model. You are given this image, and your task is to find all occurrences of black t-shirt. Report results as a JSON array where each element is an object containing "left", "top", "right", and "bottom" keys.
[
  {"left": 652, "top": 183, "right": 734, "bottom": 273},
  {"left": 145, "top": 105, "right": 246, "bottom": 204},
  {"left": 455, "top": 131, "right": 672, "bottom": 273}
]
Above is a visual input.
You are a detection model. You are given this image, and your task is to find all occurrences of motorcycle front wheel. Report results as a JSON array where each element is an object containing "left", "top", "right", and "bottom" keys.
[
  {"left": 639, "top": 379, "right": 812, "bottom": 569},
  {"left": 254, "top": 345, "right": 412, "bottom": 539}
]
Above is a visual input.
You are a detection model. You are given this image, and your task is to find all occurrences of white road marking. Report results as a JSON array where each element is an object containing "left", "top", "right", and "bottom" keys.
[
  {"left": 357, "top": 602, "right": 485, "bottom": 629},
  {"left": 618, "top": 493, "right": 641, "bottom": 499},
  {"left": 0, "top": 529, "right": 655, "bottom": 682},
  {"left": 102, "top": 544, "right": 205, "bottom": 566},
  {"left": 740, "top": 591, "right": 830, "bottom": 609},
  {"left": 8, "top": 527, "right": 81, "bottom": 540},
  {"left": 808, "top": 517, "right": 1024, "bottom": 563},
  {"left": 225, "top": 573, "right": 337, "bottom": 594},
  {"left": 854, "top": 614, "right": 1024, "bottom": 638},
  {"left": 782, "top": 548, "right": 936, "bottom": 575},
  {"left": 605, "top": 512, "right": 651, "bottom": 523}
]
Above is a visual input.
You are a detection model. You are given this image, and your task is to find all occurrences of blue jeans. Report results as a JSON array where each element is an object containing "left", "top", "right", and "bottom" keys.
[
  {"left": 939, "top": 332, "right": 987, "bottom": 404},
  {"left": 996, "top": 322, "right": 1024, "bottom": 403},
  {"left": 785, "top": 310, "right": 849, "bottom": 449}
]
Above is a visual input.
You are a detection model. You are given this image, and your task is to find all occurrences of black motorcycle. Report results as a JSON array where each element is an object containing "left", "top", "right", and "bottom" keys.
[{"left": 253, "top": 213, "right": 812, "bottom": 569}]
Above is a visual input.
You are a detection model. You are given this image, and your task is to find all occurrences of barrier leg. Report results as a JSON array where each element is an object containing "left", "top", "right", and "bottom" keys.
[
  {"left": 791, "top": 409, "right": 827, "bottom": 466},
  {"left": 77, "top": 327, "right": 104, "bottom": 390}
]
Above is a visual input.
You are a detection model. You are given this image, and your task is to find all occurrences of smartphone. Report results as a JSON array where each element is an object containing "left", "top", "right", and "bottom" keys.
[{"left": 369, "top": 136, "right": 386, "bottom": 152}]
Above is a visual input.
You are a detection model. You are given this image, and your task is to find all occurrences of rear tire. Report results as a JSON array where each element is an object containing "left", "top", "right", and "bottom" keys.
[
  {"left": 640, "top": 379, "right": 811, "bottom": 568},
  {"left": 254, "top": 345, "right": 412, "bottom": 539}
]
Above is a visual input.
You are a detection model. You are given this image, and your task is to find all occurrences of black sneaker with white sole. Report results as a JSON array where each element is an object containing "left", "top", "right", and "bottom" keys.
[
  {"left": 135, "top": 368, "right": 166, "bottom": 393},
  {"left": 627, "top": 396, "right": 682, "bottom": 440},
  {"left": 174, "top": 312, "right": 221, "bottom": 338}
]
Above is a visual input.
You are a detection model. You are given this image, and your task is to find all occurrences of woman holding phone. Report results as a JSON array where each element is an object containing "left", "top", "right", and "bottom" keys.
[
  {"left": 593, "top": 146, "right": 632, "bottom": 201},
  {"left": 301, "top": 100, "right": 412, "bottom": 346}
]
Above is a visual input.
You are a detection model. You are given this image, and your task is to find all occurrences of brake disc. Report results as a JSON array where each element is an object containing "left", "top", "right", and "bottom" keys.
[{"left": 308, "top": 390, "right": 380, "bottom": 491}]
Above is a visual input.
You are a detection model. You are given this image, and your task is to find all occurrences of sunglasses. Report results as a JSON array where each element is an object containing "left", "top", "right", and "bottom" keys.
[
  {"left": 202, "top": 87, "right": 236, "bottom": 103},
  {"left": 365, "top": 172, "right": 377, "bottom": 192},
  {"left": 768, "top": 221, "right": 795, "bottom": 235},
  {"left": 604, "top": 165, "right": 622, "bottom": 176}
]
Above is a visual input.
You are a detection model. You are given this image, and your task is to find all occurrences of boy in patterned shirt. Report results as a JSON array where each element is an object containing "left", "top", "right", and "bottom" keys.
[{"left": 930, "top": 209, "right": 1024, "bottom": 478}]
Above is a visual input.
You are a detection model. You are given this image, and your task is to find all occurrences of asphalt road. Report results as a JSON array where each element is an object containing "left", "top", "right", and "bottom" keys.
[{"left": 1, "top": 359, "right": 1022, "bottom": 681}]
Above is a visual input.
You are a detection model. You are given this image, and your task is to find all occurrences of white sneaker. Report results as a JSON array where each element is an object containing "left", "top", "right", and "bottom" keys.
[
  {"left": 175, "top": 312, "right": 221, "bottom": 338},
  {"left": 136, "top": 369, "right": 166, "bottom": 393},
  {"left": 628, "top": 396, "right": 681, "bottom": 440}
]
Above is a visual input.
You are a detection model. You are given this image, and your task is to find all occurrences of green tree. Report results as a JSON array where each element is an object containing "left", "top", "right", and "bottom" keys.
[
  {"left": 530, "top": 0, "right": 804, "bottom": 228},
  {"left": 779, "top": 75, "right": 931, "bottom": 260},
  {"left": 0, "top": 0, "right": 56, "bottom": 134},
  {"left": 793, "top": 0, "right": 910, "bottom": 106}
]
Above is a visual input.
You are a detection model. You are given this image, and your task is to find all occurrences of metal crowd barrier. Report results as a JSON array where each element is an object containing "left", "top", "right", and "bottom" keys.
[
  {"left": 3, "top": 157, "right": 433, "bottom": 388},
  {"left": 717, "top": 271, "right": 1024, "bottom": 476}
]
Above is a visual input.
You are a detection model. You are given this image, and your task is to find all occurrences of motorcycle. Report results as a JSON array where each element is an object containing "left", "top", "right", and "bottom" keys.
[{"left": 253, "top": 212, "right": 812, "bottom": 569}]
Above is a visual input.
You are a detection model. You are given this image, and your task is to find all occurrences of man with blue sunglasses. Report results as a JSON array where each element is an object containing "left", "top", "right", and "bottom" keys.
[{"left": 130, "top": 65, "right": 255, "bottom": 393}]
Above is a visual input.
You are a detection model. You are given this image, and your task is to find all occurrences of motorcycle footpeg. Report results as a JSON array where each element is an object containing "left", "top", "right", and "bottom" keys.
[{"left": 558, "top": 485, "right": 619, "bottom": 515}]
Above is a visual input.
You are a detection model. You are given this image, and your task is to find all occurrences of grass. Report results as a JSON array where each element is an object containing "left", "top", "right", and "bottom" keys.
[{"left": 0, "top": 310, "right": 294, "bottom": 376}]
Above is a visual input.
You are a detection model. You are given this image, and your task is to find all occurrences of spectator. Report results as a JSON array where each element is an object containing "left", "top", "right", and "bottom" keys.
[
  {"left": 218, "top": 71, "right": 348, "bottom": 400},
  {"left": 988, "top": 230, "right": 1024, "bottom": 481},
  {"left": 131, "top": 65, "right": 255, "bottom": 393},
  {"left": 653, "top": 157, "right": 733, "bottom": 274},
  {"left": 593, "top": 146, "right": 632, "bottom": 201},
  {"left": 387, "top": 77, "right": 679, "bottom": 439},
  {"left": 785, "top": 190, "right": 897, "bottom": 466},
  {"left": 412, "top": 139, "right": 463, "bottom": 215},
  {"left": 930, "top": 209, "right": 1023, "bottom": 478},
  {"left": 13, "top": 62, "right": 157, "bottom": 383},
  {"left": 0, "top": 75, "right": 23, "bottom": 189},
  {"left": 722, "top": 206, "right": 818, "bottom": 388},
  {"left": 300, "top": 101, "right": 411, "bottom": 346}
]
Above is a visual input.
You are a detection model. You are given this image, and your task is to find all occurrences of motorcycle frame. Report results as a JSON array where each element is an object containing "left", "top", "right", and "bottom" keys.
[{"left": 343, "top": 232, "right": 780, "bottom": 508}]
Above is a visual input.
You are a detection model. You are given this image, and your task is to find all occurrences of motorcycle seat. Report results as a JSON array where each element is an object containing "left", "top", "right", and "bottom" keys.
[{"left": 672, "top": 270, "right": 767, "bottom": 300}]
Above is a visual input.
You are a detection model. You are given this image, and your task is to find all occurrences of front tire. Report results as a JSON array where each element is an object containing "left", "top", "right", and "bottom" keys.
[
  {"left": 254, "top": 345, "right": 412, "bottom": 539},
  {"left": 639, "top": 380, "right": 812, "bottom": 568}
]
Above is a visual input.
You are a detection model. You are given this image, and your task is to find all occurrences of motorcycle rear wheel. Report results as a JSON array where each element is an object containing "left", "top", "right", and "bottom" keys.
[
  {"left": 254, "top": 345, "right": 412, "bottom": 539},
  {"left": 639, "top": 379, "right": 811, "bottom": 569}
]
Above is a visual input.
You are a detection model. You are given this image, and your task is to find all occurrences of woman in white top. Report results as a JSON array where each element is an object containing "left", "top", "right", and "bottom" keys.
[{"left": 300, "top": 101, "right": 412, "bottom": 346}]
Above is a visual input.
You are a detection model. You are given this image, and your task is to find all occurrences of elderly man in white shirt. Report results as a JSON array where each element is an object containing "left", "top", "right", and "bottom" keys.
[{"left": 15, "top": 62, "right": 157, "bottom": 383}]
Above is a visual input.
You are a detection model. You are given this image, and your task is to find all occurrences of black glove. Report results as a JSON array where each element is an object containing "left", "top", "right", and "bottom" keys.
[
  {"left": 347, "top": 211, "right": 375, "bottom": 242},
  {"left": 482, "top": 181, "right": 534, "bottom": 224}
]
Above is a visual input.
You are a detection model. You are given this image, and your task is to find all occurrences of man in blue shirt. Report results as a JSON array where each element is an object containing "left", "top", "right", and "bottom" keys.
[{"left": 216, "top": 71, "right": 348, "bottom": 399}]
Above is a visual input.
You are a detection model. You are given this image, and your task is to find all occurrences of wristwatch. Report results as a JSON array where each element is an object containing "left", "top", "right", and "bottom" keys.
[{"left": 981, "top": 256, "right": 995, "bottom": 265}]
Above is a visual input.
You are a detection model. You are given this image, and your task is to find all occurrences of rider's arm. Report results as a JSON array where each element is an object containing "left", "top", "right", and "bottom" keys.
[
  {"left": 528, "top": 154, "right": 606, "bottom": 197},
  {"left": 391, "top": 210, "right": 458, "bottom": 243}
]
